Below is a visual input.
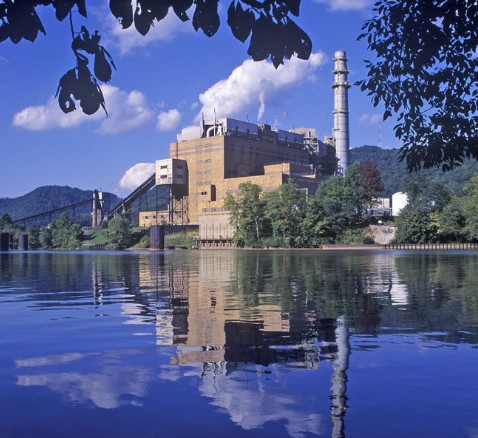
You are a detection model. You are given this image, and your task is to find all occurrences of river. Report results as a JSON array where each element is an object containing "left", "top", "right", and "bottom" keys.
[{"left": 0, "top": 249, "right": 477, "bottom": 437}]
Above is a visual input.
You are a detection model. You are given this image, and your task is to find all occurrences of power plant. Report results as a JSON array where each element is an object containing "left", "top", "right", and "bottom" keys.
[{"left": 98, "top": 51, "right": 352, "bottom": 247}]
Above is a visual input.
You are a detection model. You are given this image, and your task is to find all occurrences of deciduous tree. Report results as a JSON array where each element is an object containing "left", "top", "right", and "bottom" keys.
[
  {"left": 358, "top": 0, "right": 478, "bottom": 171},
  {"left": 394, "top": 208, "right": 439, "bottom": 244},
  {"left": 264, "top": 180, "right": 305, "bottom": 247},
  {"left": 224, "top": 181, "right": 267, "bottom": 246},
  {"left": 50, "top": 212, "right": 82, "bottom": 249},
  {"left": 357, "top": 161, "right": 384, "bottom": 208},
  {"left": 105, "top": 216, "right": 133, "bottom": 249}
]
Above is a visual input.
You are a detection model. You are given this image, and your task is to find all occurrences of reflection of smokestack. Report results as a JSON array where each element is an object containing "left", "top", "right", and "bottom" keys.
[
  {"left": 331, "top": 316, "right": 350, "bottom": 438},
  {"left": 332, "top": 51, "right": 351, "bottom": 175}
]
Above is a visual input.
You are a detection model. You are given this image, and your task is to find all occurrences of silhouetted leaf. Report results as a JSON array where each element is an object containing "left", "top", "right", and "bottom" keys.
[
  {"left": 76, "top": 0, "right": 87, "bottom": 17},
  {"left": 284, "top": 0, "right": 300, "bottom": 16},
  {"left": 193, "top": 0, "right": 219, "bottom": 37},
  {"left": 109, "top": 0, "right": 133, "bottom": 28},
  {"left": 56, "top": 61, "right": 107, "bottom": 115},
  {"left": 77, "top": 62, "right": 105, "bottom": 115},
  {"left": 247, "top": 15, "right": 274, "bottom": 62},
  {"left": 56, "top": 68, "right": 78, "bottom": 113},
  {"left": 0, "top": 23, "right": 8, "bottom": 43},
  {"left": 94, "top": 46, "right": 115, "bottom": 82},
  {"left": 134, "top": 1, "right": 154, "bottom": 35},
  {"left": 172, "top": 0, "right": 192, "bottom": 22},
  {"left": 227, "top": 1, "right": 254, "bottom": 43},
  {"left": 151, "top": 0, "right": 170, "bottom": 21},
  {"left": 52, "top": 0, "right": 74, "bottom": 21},
  {"left": 285, "top": 18, "right": 311, "bottom": 60},
  {"left": 6, "top": 2, "right": 45, "bottom": 43}
]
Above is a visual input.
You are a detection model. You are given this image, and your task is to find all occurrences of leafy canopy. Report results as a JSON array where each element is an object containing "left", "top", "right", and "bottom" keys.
[
  {"left": 0, "top": 0, "right": 311, "bottom": 115},
  {"left": 358, "top": 0, "right": 478, "bottom": 172}
]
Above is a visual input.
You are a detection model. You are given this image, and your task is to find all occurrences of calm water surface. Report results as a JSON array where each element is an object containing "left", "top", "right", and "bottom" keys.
[{"left": 0, "top": 250, "right": 477, "bottom": 437}]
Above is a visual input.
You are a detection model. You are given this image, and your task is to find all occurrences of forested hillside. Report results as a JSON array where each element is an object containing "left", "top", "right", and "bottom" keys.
[
  {"left": 0, "top": 186, "right": 120, "bottom": 226},
  {"left": 350, "top": 146, "right": 478, "bottom": 196}
]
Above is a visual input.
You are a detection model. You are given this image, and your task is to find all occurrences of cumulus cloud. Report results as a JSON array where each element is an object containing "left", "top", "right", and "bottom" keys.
[
  {"left": 157, "top": 108, "right": 182, "bottom": 131},
  {"left": 195, "top": 52, "right": 326, "bottom": 122},
  {"left": 119, "top": 162, "right": 155, "bottom": 193},
  {"left": 99, "top": 85, "right": 154, "bottom": 133},
  {"left": 314, "top": 0, "right": 372, "bottom": 10},
  {"left": 101, "top": 9, "right": 193, "bottom": 55},
  {"left": 12, "top": 97, "right": 101, "bottom": 131},
  {"left": 359, "top": 113, "right": 383, "bottom": 125},
  {"left": 12, "top": 85, "right": 154, "bottom": 133}
]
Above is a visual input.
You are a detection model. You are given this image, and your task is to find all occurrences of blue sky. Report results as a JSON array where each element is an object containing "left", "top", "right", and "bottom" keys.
[{"left": 0, "top": 0, "right": 398, "bottom": 198}]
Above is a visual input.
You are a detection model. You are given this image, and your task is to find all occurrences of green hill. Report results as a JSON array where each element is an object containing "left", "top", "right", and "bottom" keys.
[
  {"left": 0, "top": 186, "right": 120, "bottom": 227},
  {"left": 350, "top": 146, "right": 478, "bottom": 196}
]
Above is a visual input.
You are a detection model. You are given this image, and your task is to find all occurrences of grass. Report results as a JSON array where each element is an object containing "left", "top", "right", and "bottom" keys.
[{"left": 165, "top": 232, "right": 198, "bottom": 249}]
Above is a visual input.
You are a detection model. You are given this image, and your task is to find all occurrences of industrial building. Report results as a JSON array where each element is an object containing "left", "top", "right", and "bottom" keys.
[{"left": 114, "top": 51, "right": 352, "bottom": 247}]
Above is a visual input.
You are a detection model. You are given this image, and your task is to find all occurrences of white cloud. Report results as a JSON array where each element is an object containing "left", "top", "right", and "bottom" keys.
[
  {"left": 99, "top": 85, "right": 154, "bottom": 133},
  {"left": 12, "top": 85, "right": 154, "bottom": 133},
  {"left": 12, "top": 97, "right": 102, "bottom": 131},
  {"left": 314, "top": 0, "right": 371, "bottom": 10},
  {"left": 195, "top": 52, "right": 326, "bottom": 122},
  {"left": 102, "top": 8, "right": 193, "bottom": 55},
  {"left": 157, "top": 108, "right": 182, "bottom": 131},
  {"left": 119, "top": 162, "right": 155, "bottom": 193},
  {"left": 0, "top": 55, "right": 9, "bottom": 65},
  {"left": 359, "top": 113, "right": 383, "bottom": 125}
]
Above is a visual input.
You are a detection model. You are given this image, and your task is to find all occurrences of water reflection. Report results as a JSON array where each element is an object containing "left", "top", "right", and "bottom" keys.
[
  {"left": 16, "top": 350, "right": 153, "bottom": 409},
  {"left": 2, "top": 250, "right": 478, "bottom": 437}
]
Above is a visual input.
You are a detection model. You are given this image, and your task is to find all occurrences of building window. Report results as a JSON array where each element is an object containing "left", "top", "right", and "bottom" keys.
[{"left": 160, "top": 165, "right": 167, "bottom": 169}]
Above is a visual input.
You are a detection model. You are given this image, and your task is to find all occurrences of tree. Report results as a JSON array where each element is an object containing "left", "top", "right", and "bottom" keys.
[
  {"left": 105, "top": 217, "right": 133, "bottom": 250},
  {"left": 400, "top": 174, "right": 451, "bottom": 213},
  {"left": 394, "top": 208, "right": 439, "bottom": 244},
  {"left": 40, "top": 227, "right": 53, "bottom": 249},
  {"left": 439, "top": 198, "right": 466, "bottom": 242},
  {"left": 1, "top": 1, "right": 311, "bottom": 115},
  {"left": 305, "top": 173, "right": 360, "bottom": 244},
  {"left": 358, "top": 0, "right": 478, "bottom": 171},
  {"left": 224, "top": 181, "right": 267, "bottom": 246},
  {"left": 50, "top": 212, "right": 82, "bottom": 249},
  {"left": 357, "top": 161, "right": 384, "bottom": 208},
  {"left": 264, "top": 180, "right": 305, "bottom": 247},
  {"left": 27, "top": 225, "right": 42, "bottom": 249},
  {"left": 0, "top": 213, "right": 15, "bottom": 233}
]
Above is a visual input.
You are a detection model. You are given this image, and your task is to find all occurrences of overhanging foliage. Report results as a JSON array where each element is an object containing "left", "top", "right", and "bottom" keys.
[{"left": 358, "top": 0, "right": 478, "bottom": 171}]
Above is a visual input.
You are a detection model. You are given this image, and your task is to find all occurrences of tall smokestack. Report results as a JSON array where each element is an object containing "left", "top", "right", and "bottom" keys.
[{"left": 332, "top": 51, "right": 350, "bottom": 174}]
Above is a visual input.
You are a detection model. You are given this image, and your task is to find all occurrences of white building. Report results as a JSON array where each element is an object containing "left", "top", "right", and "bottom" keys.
[{"left": 392, "top": 192, "right": 409, "bottom": 216}]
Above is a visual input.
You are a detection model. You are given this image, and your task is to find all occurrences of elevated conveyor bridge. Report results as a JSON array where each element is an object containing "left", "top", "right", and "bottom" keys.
[
  {"left": 107, "top": 173, "right": 156, "bottom": 220},
  {"left": 13, "top": 198, "right": 92, "bottom": 226}
]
